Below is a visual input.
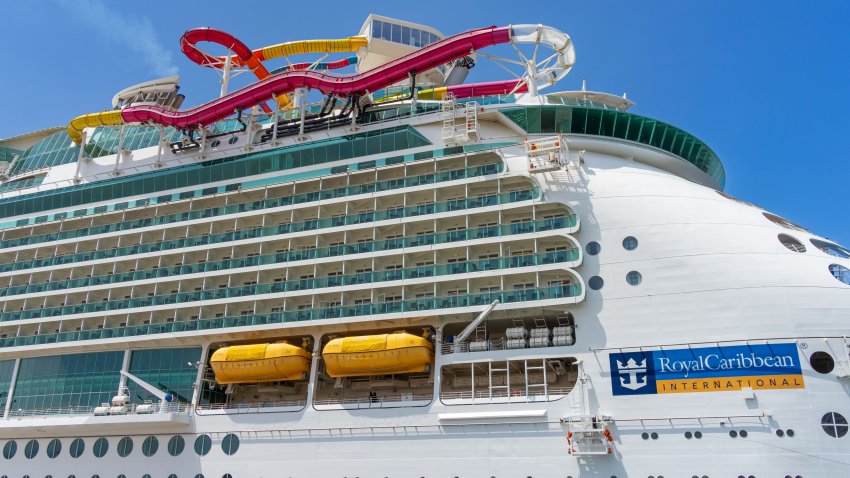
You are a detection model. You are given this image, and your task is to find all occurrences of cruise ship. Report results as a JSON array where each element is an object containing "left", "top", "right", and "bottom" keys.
[{"left": 0, "top": 14, "right": 848, "bottom": 478}]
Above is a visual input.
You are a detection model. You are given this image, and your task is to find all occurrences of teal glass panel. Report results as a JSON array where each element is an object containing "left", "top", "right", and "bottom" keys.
[
  {"left": 0, "top": 146, "right": 22, "bottom": 164},
  {"left": 85, "top": 126, "right": 181, "bottom": 159},
  {"left": 0, "top": 175, "right": 44, "bottom": 194},
  {"left": 0, "top": 188, "right": 540, "bottom": 322},
  {"left": 0, "top": 161, "right": 499, "bottom": 250},
  {"left": 0, "top": 202, "right": 562, "bottom": 284},
  {"left": 128, "top": 348, "right": 201, "bottom": 404},
  {"left": 11, "top": 352, "right": 123, "bottom": 413},
  {"left": 503, "top": 104, "right": 726, "bottom": 188},
  {"left": 1, "top": 281, "right": 582, "bottom": 348},
  {"left": 0, "top": 360, "right": 14, "bottom": 404},
  {"left": 8, "top": 131, "right": 79, "bottom": 177},
  {"left": 0, "top": 126, "right": 431, "bottom": 220}
]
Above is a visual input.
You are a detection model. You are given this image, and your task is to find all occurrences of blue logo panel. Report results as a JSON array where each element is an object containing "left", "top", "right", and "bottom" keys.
[
  {"left": 609, "top": 343, "right": 803, "bottom": 396},
  {"left": 609, "top": 351, "right": 656, "bottom": 396}
]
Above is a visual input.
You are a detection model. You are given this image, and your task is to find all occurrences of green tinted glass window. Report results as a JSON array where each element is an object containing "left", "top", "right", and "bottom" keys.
[
  {"left": 69, "top": 438, "right": 84, "bottom": 458},
  {"left": 11, "top": 352, "right": 123, "bottom": 413},
  {"left": 92, "top": 438, "right": 108, "bottom": 458},
  {"left": 0, "top": 360, "right": 14, "bottom": 403},
  {"left": 117, "top": 437, "right": 133, "bottom": 457},
  {"left": 503, "top": 104, "right": 725, "bottom": 187},
  {"left": 128, "top": 348, "right": 201, "bottom": 405},
  {"left": 194, "top": 435, "right": 211, "bottom": 456},
  {"left": 167, "top": 436, "right": 185, "bottom": 456},
  {"left": 9, "top": 131, "right": 79, "bottom": 176},
  {"left": 142, "top": 436, "right": 158, "bottom": 457},
  {"left": 0, "top": 126, "right": 431, "bottom": 219}
]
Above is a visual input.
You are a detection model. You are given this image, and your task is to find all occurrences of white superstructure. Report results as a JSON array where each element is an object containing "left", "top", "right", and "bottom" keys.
[{"left": 0, "top": 15, "right": 847, "bottom": 478}]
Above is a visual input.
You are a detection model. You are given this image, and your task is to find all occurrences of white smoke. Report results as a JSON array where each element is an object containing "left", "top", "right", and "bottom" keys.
[{"left": 56, "top": 0, "right": 179, "bottom": 77}]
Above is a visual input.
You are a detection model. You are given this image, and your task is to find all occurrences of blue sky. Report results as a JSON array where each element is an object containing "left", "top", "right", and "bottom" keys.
[{"left": 1, "top": 0, "right": 848, "bottom": 244}]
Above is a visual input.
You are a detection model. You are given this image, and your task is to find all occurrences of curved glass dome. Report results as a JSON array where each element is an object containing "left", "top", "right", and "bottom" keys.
[{"left": 502, "top": 100, "right": 726, "bottom": 188}]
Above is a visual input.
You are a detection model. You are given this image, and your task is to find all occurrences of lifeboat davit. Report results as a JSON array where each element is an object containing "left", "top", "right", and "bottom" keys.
[
  {"left": 211, "top": 342, "right": 311, "bottom": 384},
  {"left": 322, "top": 332, "right": 434, "bottom": 378}
]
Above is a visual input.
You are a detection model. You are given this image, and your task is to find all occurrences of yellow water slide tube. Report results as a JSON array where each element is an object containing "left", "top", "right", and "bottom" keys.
[
  {"left": 210, "top": 341, "right": 311, "bottom": 384},
  {"left": 67, "top": 110, "right": 125, "bottom": 144},
  {"left": 256, "top": 36, "right": 368, "bottom": 62},
  {"left": 322, "top": 332, "right": 434, "bottom": 378}
]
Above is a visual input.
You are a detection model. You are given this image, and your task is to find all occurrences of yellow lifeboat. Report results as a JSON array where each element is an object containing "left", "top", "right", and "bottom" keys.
[
  {"left": 211, "top": 341, "right": 311, "bottom": 384},
  {"left": 322, "top": 332, "right": 434, "bottom": 378}
]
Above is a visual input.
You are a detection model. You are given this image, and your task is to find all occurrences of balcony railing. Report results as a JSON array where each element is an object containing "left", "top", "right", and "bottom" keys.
[
  {"left": 0, "top": 285, "right": 582, "bottom": 348},
  {"left": 0, "top": 163, "right": 503, "bottom": 250},
  {"left": 0, "top": 247, "right": 577, "bottom": 303}
]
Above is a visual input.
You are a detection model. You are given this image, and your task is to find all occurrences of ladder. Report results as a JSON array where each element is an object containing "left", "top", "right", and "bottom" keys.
[
  {"left": 488, "top": 361, "right": 509, "bottom": 400},
  {"left": 441, "top": 94, "right": 479, "bottom": 145},
  {"left": 469, "top": 323, "right": 489, "bottom": 352},
  {"left": 525, "top": 359, "right": 548, "bottom": 400}
]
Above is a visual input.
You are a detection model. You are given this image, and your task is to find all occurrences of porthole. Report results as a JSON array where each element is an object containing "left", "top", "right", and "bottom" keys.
[
  {"left": 641, "top": 432, "right": 649, "bottom": 440},
  {"left": 586, "top": 242, "right": 601, "bottom": 256},
  {"left": 589, "top": 276, "right": 604, "bottom": 290},
  {"left": 776, "top": 429, "right": 785, "bottom": 437},
  {"left": 228, "top": 136, "right": 238, "bottom": 145},
  {"left": 3, "top": 440, "right": 16, "bottom": 459},
  {"left": 210, "top": 140, "right": 221, "bottom": 149},
  {"left": 167, "top": 435, "right": 185, "bottom": 456},
  {"left": 47, "top": 439, "right": 61, "bottom": 458},
  {"left": 622, "top": 236, "right": 638, "bottom": 251},
  {"left": 69, "top": 438, "right": 84, "bottom": 458},
  {"left": 829, "top": 264, "right": 850, "bottom": 285},
  {"left": 650, "top": 432, "right": 658, "bottom": 440},
  {"left": 778, "top": 234, "right": 806, "bottom": 253},
  {"left": 821, "top": 412, "right": 849, "bottom": 438},
  {"left": 786, "top": 429, "right": 795, "bottom": 437},
  {"left": 221, "top": 433, "right": 240, "bottom": 455},
  {"left": 168, "top": 475, "right": 177, "bottom": 478},
  {"left": 92, "top": 437, "right": 108, "bottom": 458},
  {"left": 810, "top": 351, "right": 835, "bottom": 374},
  {"left": 763, "top": 212, "right": 807, "bottom": 232},
  {"left": 24, "top": 439, "right": 38, "bottom": 459},
  {"left": 142, "top": 475, "right": 151, "bottom": 478},
  {"left": 626, "top": 271, "right": 642, "bottom": 286},
  {"left": 222, "top": 474, "right": 233, "bottom": 478},
  {"left": 142, "top": 436, "right": 158, "bottom": 457},
  {"left": 118, "top": 475, "right": 126, "bottom": 478},
  {"left": 811, "top": 239, "right": 850, "bottom": 258},
  {"left": 116, "top": 437, "right": 133, "bottom": 457},
  {"left": 194, "top": 475, "right": 204, "bottom": 478},
  {"left": 194, "top": 435, "right": 212, "bottom": 456},
  {"left": 729, "top": 430, "right": 738, "bottom": 438},
  {"left": 684, "top": 431, "right": 692, "bottom": 439},
  {"left": 693, "top": 431, "right": 702, "bottom": 439},
  {"left": 739, "top": 430, "right": 748, "bottom": 438},
  {"left": 92, "top": 475, "right": 100, "bottom": 478}
]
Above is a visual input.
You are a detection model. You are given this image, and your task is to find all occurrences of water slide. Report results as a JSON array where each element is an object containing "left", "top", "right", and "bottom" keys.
[
  {"left": 68, "top": 25, "right": 574, "bottom": 143},
  {"left": 180, "top": 29, "right": 367, "bottom": 112}
]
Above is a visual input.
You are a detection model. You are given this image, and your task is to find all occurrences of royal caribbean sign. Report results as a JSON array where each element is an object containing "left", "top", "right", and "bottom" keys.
[{"left": 609, "top": 343, "right": 804, "bottom": 396}]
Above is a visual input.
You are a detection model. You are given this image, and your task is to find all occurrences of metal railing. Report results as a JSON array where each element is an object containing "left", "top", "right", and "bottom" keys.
[
  {"left": 441, "top": 336, "right": 575, "bottom": 354},
  {"left": 6, "top": 401, "right": 191, "bottom": 418},
  {"left": 196, "top": 400, "right": 306, "bottom": 413},
  {"left": 313, "top": 393, "right": 433, "bottom": 407},
  {"left": 440, "top": 387, "right": 572, "bottom": 403}
]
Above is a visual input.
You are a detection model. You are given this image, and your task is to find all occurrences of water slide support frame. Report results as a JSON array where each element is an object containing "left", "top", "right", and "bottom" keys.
[{"left": 65, "top": 24, "right": 575, "bottom": 143}]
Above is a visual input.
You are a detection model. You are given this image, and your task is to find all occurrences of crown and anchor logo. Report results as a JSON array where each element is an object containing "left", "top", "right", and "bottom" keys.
[{"left": 616, "top": 357, "right": 647, "bottom": 391}]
